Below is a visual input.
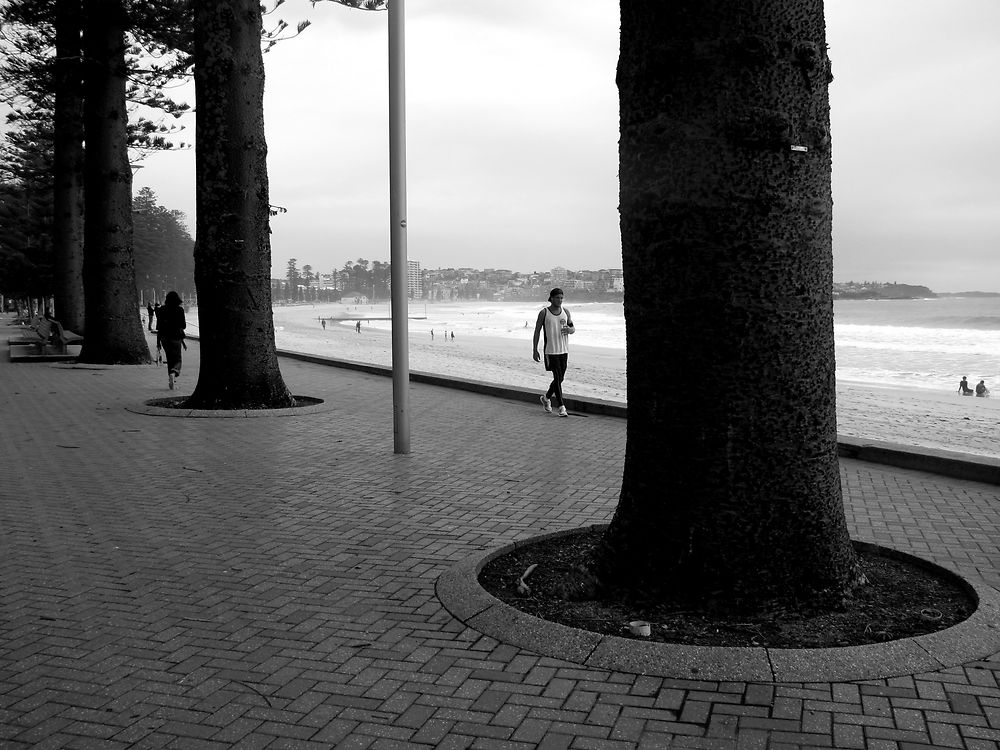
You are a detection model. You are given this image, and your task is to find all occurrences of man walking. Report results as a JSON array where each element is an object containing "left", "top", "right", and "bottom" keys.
[{"left": 532, "top": 287, "right": 575, "bottom": 417}]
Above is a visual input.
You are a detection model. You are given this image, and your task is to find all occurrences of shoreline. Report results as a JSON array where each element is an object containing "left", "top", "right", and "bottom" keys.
[
  {"left": 835, "top": 381, "right": 1000, "bottom": 461},
  {"left": 275, "top": 316, "right": 629, "bottom": 404},
  {"left": 212, "top": 306, "right": 1000, "bottom": 462}
]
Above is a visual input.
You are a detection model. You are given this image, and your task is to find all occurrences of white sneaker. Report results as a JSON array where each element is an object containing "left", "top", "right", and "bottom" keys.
[
  {"left": 557, "top": 406, "right": 568, "bottom": 417},
  {"left": 540, "top": 395, "right": 552, "bottom": 413}
]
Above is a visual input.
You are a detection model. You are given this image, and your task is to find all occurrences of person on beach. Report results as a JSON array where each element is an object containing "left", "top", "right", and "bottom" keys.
[
  {"left": 321, "top": 319, "right": 326, "bottom": 330},
  {"left": 146, "top": 302, "right": 155, "bottom": 331},
  {"left": 356, "top": 320, "right": 361, "bottom": 333},
  {"left": 976, "top": 380, "right": 990, "bottom": 397},
  {"left": 533, "top": 287, "right": 575, "bottom": 417},
  {"left": 156, "top": 291, "right": 186, "bottom": 390},
  {"left": 959, "top": 376, "right": 973, "bottom": 395}
]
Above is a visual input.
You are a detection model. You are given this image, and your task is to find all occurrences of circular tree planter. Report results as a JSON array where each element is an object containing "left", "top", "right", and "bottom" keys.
[
  {"left": 128, "top": 395, "right": 330, "bottom": 418},
  {"left": 437, "top": 525, "right": 1000, "bottom": 682}
]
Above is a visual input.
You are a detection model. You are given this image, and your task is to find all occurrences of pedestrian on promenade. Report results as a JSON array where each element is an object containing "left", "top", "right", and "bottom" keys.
[
  {"left": 147, "top": 302, "right": 155, "bottom": 331},
  {"left": 156, "top": 291, "right": 186, "bottom": 390},
  {"left": 532, "top": 287, "right": 574, "bottom": 417}
]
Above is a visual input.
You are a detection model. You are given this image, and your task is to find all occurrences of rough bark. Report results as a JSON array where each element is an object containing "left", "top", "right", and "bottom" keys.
[
  {"left": 52, "top": 0, "right": 85, "bottom": 333},
  {"left": 186, "top": 0, "right": 294, "bottom": 409},
  {"left": 599, "top": 0, "right": 859, "bottom": 602},
  {"left": 78, "top": 0, "right": 150, "bottom": 364}
]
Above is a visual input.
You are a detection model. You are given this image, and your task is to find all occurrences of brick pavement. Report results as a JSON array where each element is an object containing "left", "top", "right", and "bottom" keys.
[{"left": 3, "top": 325, "right": 1000, "bottom": 749}]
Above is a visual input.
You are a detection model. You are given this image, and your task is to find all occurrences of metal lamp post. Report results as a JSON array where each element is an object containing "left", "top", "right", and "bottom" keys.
[{"left": 388, "top": 0, "right": 410, "bottom": 454}]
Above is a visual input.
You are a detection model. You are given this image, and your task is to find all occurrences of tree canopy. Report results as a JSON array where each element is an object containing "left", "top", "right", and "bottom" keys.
[{"left": 133, "top": 186, "right": 195, "bottom": 300}]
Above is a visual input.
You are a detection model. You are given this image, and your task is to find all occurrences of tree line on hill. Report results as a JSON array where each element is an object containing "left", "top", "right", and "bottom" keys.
[
  {"left": 832, "top": 282, "right": 936, "bottom": 299},
  {"left": 1, "top": 178, "right": 195, "bottom": 305}
]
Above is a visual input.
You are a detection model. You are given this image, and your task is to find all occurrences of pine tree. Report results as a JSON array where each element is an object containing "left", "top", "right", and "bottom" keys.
[
  {"left": 186, "top": 0, "right": 295, "bottom": 409},
  {"left": 0, "top": 0, "right": 192, "bottom": 341},
  {"left": 598, "top": 0, "right": 861, "bottom": 604},
  {"left": 0, "top": 126, "right": 54, "bottom": 301},
  {"left": 132, "top": 186, "right": 194, "bottom": 301}
]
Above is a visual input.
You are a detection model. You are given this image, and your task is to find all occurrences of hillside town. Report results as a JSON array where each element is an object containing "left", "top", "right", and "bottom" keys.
[
  {"left": 274, "top": 262, "right": 625, "bottom": 303},
  {"left": 278, "top": 264, "right": 955, "bottom": 304}
]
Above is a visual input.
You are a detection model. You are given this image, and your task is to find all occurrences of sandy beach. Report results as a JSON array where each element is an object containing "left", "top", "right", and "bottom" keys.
[
  {"left": 271, "top": 311, "right": 628, "bottom": 404},
  {"left": 188, "top": 304, "right": 1000, "bottom": 462},
  {"left": 835, "top": 381, "right": 1000, "bottom": 461}
]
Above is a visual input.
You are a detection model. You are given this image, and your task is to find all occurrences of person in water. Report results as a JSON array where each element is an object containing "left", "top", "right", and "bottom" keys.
[{"left": 959, "top": 376, "right": 973, "bottom": 395}]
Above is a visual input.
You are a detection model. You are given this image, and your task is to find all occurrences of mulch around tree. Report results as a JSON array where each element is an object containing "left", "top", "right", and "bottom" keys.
[{"left": 478, "top": 527, "right": 975, "bottom": 648}]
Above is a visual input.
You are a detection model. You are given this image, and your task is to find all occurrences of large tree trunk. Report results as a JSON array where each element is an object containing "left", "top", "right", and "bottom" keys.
[
  {"left": 52, "top": 0, "right": 85, "bottom": 333},
  {"left": 599, "top": 0, "right": 860, "bottom": 603},
  {"left": 78, "top": 0, "right": 150, "bottom": 364},
  {"left": 186, "top": 0, "right": 294, "bottom": 409}
]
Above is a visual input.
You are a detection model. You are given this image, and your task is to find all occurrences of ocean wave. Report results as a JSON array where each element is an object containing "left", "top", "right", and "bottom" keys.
[
  {"left": 878, "top": 314, "right": 1000, "bottom": 330},
  {"left": 245, "top": 299, "right": 1000, "bottom": 395},
  {"left": 954, "top": 316, "right": 1000, "bottom": 330}
]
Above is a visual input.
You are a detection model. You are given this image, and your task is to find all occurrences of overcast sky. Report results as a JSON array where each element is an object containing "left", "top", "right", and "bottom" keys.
[{"left": 136, "top": 1, "right": 1000, "bottom": 292}]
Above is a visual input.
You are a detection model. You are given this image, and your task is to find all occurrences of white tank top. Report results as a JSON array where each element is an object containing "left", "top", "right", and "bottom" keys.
[{"left": 543, "top": 307, "right": 569, "bottom": 355}]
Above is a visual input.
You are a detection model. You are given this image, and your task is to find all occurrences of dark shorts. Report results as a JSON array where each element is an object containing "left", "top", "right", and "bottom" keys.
[{"left": 546, "top": 353, "right": 568, "bottom": 378}]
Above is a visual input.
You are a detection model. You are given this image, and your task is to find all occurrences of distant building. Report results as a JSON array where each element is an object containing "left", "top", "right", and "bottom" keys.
[
  {"left": 550, "top": 267, "right": 569, "bottom": 286},
  {"left": 407, "top": 260, "right": 422, "bottom": 299}
]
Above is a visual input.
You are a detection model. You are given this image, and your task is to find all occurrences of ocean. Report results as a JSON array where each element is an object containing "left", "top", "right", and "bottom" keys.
[
  {"left": 833, "top": 297, "right": 1000, "bottom": 392},
  {"left": 305, "top": 296, "right": 1000, "bottom": 395},
  {"left": 188, "top": 295, "right": 999, "bottom": 398},
  {"left": 342, "top": 300, "right": 627, "bottom": 350}
]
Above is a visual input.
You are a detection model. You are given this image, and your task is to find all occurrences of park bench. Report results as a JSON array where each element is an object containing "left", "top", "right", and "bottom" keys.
[
  {"left": 7, "top": 315, "right": 46, "bottom": 345},
  {"left": 8, "top": 316, "right": 84, "bottom": 357}
]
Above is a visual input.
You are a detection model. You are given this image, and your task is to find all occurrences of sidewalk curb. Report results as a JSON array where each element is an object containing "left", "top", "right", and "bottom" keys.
[
  {"left": 837, "top": 436, "right": 1000, "bottom": 486},
  {"left": 268, "top": 344, "right": 1000, "bottom": 486}
]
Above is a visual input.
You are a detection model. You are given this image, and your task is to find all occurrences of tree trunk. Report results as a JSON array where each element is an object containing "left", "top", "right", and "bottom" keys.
[
  {"left": 187, "top": 0, "right": 294, "bottom": 409},
  {"left": 78, "top": 0, "right": 150, "bottom": 364},
  {"left": 52, "top": 0, "right": 85, "bottom": 333},
  {"left": 599, "top": 0, "right": 859, "bottom": 603}
]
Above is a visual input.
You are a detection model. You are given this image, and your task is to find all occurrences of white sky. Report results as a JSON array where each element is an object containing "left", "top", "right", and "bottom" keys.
[{"left": 135, "top": 1, "right": 1000, "bottom": 292}]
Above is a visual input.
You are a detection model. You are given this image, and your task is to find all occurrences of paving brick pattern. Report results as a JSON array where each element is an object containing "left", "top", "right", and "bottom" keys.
[{"left": 3, "top": 330, "right": 1000, "bottom": 748}]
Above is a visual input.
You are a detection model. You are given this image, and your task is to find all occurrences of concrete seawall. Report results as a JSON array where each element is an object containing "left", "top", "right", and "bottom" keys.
[{"left": 202, "top": 338, "right": 1000, "bottom": 487}]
